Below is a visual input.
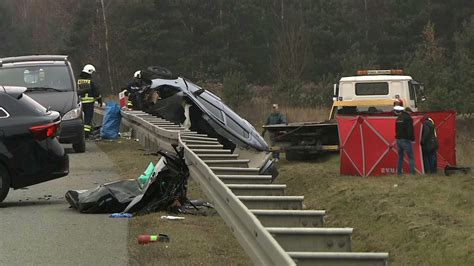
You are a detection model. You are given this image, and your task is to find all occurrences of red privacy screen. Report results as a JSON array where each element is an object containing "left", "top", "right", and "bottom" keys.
[{"left": 337, "top": 111, "right": 456, "bottom": 176}]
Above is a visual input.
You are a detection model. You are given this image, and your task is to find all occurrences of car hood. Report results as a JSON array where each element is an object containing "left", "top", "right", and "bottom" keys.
[
  {"left": 150, "top": 78, "right": 269, "bottom": 151},
  {"left": 25, "top": 91, "right": 76, "bottom": 116}
]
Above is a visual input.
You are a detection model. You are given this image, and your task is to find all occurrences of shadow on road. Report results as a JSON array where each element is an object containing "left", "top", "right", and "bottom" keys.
[
  {"left": 0, "top": 199, "right": 65, "bottom": 208},
  {"left": 64, "top": 147, "right": 75, "bottom": 154}
]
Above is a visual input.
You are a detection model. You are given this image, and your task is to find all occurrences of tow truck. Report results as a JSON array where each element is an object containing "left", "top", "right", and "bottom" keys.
[{"left": 263, "top": 69, "right": 425, "bottom": 160}]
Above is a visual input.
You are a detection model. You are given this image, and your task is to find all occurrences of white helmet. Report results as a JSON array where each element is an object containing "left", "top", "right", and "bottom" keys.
[
  {"left": 133, "top": 70, "right": 142, "bottom": 79},
  {"left": 82, "top": 64, "right": 96, "bottom": 74}
]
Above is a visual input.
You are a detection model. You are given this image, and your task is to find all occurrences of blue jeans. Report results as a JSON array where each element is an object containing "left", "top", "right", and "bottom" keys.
[
  {"left": 423, "top": 150, "right": 437, "bottom": 174},
  {"left": 397, "top": 139, "right": 415, "bottom": 175}
]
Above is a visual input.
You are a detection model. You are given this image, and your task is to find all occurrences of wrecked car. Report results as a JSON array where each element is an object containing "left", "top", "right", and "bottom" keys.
[
  {"left": 66, "top": 148, "right": 190, "bottom": 214},
  {"left": 137, "top": 67, "right": 268, "bottom": 152}
]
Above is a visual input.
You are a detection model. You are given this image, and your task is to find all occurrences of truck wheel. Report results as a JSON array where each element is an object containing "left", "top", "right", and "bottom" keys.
[
  {"left": 73, "top": 134, "right": 86, "bottom": 153},
  {"left": 0, "top": 164, "right": 11, "bottom": 203}
]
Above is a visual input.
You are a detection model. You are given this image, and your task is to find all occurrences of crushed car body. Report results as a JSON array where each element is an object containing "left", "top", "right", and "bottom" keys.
[
  {"left": 143, "top": 76, "right": 268, "bottom": 152},
  {"left": 130, "top": 67, "right": 278, "bottom": 179},
  {"left": 66, "top": 149, "right": 190, "bottom": 214}
]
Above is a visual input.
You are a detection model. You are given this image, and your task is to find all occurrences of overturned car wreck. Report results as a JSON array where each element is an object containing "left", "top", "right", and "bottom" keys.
[
  {"left": 139, "top": 66, "right": 278, "bottom": 177},
  {"left": 141, "top": 69, "right": 268, "bottom": 152}
]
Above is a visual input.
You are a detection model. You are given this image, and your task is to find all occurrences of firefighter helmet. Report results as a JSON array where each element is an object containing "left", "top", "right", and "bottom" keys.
[
  {"left": 133, "top": 70, "right": 142, "bottom": 79},
  {"left": 82, "top": 64, "right": 96, "bottom": 74}
]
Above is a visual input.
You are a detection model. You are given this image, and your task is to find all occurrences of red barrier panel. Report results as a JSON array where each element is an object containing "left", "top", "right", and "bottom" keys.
[{"left": 337, "top": 111, "right": 456, "bottom": 176}]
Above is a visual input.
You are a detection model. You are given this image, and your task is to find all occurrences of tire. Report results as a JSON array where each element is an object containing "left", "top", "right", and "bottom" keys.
[
  {"left": 73, "top": 133, "right": 86, "bottom": 153},
  {"left": 0, "top": 164, "right": 11, "bottom": 203},
  {"left": 146, "top": 66, "right": 175, "bottom": 79}
]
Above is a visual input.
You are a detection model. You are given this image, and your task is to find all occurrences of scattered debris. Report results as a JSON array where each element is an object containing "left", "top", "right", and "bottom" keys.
[
  {"left": 109, "top": 213, "right": 133, "bottom": 218},
  {"left": 138, "top": 234, "right": 170, "bottom": 245},
  {"left": 180, "top": 199, "right": 216, "bottom": 216},
  {"left": 187, "top": 199, "right": 214, "bottom": 209},
  {"left": 444, "top": 165, "right": 471, "bottom": 176},
  {"left": 161, "top": 215, "right": 185, "bottom": 220},
  {"left": 138, "top": 162, "right": 154, "bottom": 188},
  {"left": 119, "top": 129, "right": 132, "bottom": 139}
]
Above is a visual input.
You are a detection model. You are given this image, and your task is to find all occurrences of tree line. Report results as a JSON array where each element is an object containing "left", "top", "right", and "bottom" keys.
[{"left": 0, "top": 0, "right": 473, "bottom": 113}]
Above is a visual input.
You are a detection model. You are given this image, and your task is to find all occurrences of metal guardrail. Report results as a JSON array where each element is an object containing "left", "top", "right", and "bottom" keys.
[{"left": 94, "top": 108, "right": 389, "bottom": 265}]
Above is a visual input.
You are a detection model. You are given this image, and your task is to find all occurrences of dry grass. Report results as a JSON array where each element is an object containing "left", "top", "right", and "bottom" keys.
[
  {"left": 276, "top": 153, "right": 474, "bottom": 265},
  {"left": 128, "top": 214, "right": 250, "bottom": 266},
  {"left": 96, "top": 139, "right": 250, "bottom": 265},
  {"left": 456, "top": 118, "right": 474, "bottom": 167}
]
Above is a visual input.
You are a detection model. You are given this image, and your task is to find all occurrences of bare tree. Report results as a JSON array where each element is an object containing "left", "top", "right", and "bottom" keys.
[
  {"left": 100, "top": 0, "right": 115, "bottom": 93},
  {"left": 273, "top": 7, "right": 311, "bottom": 83}
]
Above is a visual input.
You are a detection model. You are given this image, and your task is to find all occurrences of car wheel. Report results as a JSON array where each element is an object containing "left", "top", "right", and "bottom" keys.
[
  {"left": 73, "top": 134, "right": 86, "bottom": 153},
  {"left": 0, "top": 164, "right": 11, "bottom": 203},
  {"left": 146, "top": 66, "right": 175, "bottom": 79}
]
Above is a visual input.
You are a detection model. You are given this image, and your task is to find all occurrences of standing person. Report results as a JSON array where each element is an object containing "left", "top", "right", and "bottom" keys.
[
  {"left": 394, "top": 94, "right": 404, "bottom": 107},
  {"left": 421, "top": 117, "right": 438, "bottom": 174},
  {"left": 395, "top": 106, "right": 415, "bottom": 175},
  {"left": 262, "top": 104, "right": 287, "bottom": 161},
  {"left": 126, "top": 70, "right": 153, "bottom": 110},
  {"left": 77, "top": 64, "right": 102, "bottom": 138}
]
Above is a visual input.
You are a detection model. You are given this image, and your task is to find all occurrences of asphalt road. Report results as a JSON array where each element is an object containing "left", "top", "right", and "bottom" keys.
[{"left": 0, "top": 142, "right": 128, "bottom": 265}]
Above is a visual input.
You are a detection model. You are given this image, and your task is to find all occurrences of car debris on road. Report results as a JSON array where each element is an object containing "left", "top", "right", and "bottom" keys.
[{"left": 66, "top": 147, "right": 190, "bottom": 215}]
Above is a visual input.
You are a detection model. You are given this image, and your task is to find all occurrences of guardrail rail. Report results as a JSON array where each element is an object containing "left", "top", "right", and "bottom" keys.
[{"left": 95, "top": 108, "right": 389, "bottom": 266}]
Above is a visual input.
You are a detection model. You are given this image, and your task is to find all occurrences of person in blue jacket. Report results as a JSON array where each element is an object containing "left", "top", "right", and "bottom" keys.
[{"left": 262, "top": 104, "right": 287, "bottom": 161}]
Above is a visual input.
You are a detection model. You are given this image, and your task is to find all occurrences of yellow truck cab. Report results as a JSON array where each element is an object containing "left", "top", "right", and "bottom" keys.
[{"left": 330, "top": 69, "right": 424, "bottom": 119}]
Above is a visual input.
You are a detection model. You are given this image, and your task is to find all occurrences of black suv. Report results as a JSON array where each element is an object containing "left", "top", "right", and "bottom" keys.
[{"left": 0, "top": 55, "right": 85, "bottom": 152}]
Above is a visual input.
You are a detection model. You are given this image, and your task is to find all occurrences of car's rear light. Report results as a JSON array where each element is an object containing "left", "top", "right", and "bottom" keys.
[{"left": 29, "top": 121, "right": 61, "bottom": 140}]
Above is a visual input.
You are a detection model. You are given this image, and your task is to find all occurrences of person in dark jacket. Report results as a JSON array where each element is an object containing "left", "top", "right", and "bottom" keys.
[
  {"left": 421, "top": 117, "right": 438, "bottom": 174},
  {"left": 77, "top": 64, "right": 102, "bottom": 138},
  {"left": 395, "top": 106, "right": 415, "bottom": 175},
  {"left": 262, "top": 104, "right": 287, "bottom": 161},
  {"left": 125, "top": 70, "right": 151, "bottom": 110}
]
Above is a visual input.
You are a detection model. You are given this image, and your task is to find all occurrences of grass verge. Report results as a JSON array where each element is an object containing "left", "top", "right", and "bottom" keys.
[
  {"left": 97, "top": 117, "right": 474, "bottom": 265},
  {"left": 276, "top": 151, "right": 473, "bottom": 265},
  {"left": 97, "top": 139, "right": 250, "bottom": 265}
]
